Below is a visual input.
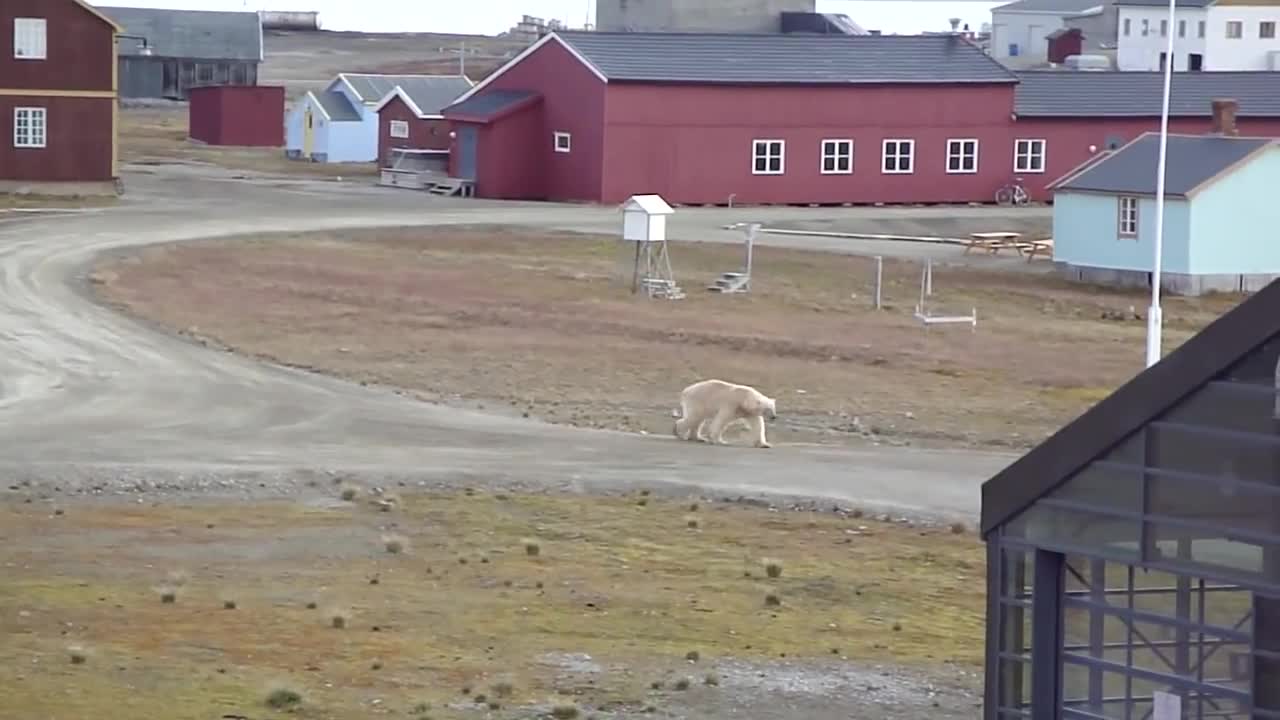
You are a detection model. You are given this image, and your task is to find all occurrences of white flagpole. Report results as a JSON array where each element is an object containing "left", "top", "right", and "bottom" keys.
[{"left": 1147, "top": 0, "right": 1178, "bottom": 368}]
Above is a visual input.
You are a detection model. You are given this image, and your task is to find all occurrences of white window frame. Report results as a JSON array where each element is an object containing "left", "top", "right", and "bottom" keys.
[
  {"left": 388, "top": 119, "right": 409, "bottom": 139},
  {"left": 1118, "top": 196, "right": 1138, "bottom": 237},
  {"left": 1226, "top": 20, "right": 1244, "bottom": 38},
  {"left": 553, "top": 131, "right": 571, "bottom": 153},
  {"left": 13, "top": 107, "right": 46, "bottom": 149},
  {"left": 13, "top": 18, "right": 47, "bottom": 60},
  {"left": 881, "top": 138, "right": 915, "bottom": 175},
  {"left": 751, "top": 139, "right": 785, "bottom": 175},
  {"left": 1261, "top": 21, "right": 1276, "bottom": 39},
  {"left": 819, "top": 138, "right": 853, "bottom": 175},
  {"left": 946, "top": 138, "right": 979, "bottom": 174},
  {"left": 1014, "top": 138, "right": 1047, "bottom": 174}
]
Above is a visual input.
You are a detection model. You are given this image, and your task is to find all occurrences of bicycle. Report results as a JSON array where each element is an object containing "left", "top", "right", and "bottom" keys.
[{"left": 995, "top": 178, "right": 1030, "bottom": 207}]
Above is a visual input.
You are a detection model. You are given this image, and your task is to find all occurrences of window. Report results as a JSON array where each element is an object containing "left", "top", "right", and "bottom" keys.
[
  {"left": 1013, "top": 138, "right": 1046, "bottom": 173},
  {"left": 1227, "top": 20, "right": 1244, "bottom": 38},
  {"left": 1160, "top": 18, "right": 1168, "bottom": 36},
  {"left": 553, "top": 131, "right": 571, "bottom": 153},
  {"left": 819, "top": 139, "right": 853, "bottom": 174},
  {"left": 945, "top": 138, "right": 978, "bottom": 174},
  {"left": 389, "top": 120, "right": 409, "bottom": 139},
  {"left": 13, "top": 18, "right": 46, "bottom": 60},
  {"left": 1179, "top": 19, "right": 1187, "bottom": 37},
  {"left": 1199, "top": 20, "right": 1206, "bottom": 37},
  {"left": 1123, "top": 17, "right": 1131, "bottom": 36},
  {"left": 1262, "top": 21, "right": 1277, "bottom": 39},
  {"left": 13, "top": 107, "right": 46, "bottom": 148},
  {"left": 881, "top": 139, "right": 914, "bottom": 174},
  {"left": 751, "top": 139, "right": 784, "bottom": 175},
  {"left": 1118, "top": 196, "right": 1138, "bottom": 236},
  {"left": 1141, "top": 18, "right": 1150, "bottom": 36}
]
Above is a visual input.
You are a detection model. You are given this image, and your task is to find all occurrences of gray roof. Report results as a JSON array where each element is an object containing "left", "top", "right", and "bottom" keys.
[
  {"left": 553, "top": 31, "right": 1017, "bottom": 85},
  {"left": 1115, "top": 0, "right": 1212, "bottom": 6},
  {"left": 313, "top": 90, "right": 361, "bottom": 122},
  {"left": 1014, "top": 71, "right": 1280, "bottom": 117},
  {"left": 992, "top": 0, "right": 1106, "bottom": 14},
  {"left": 443, "top": 90, "right": 540, "bottom": 120},
  {"left": 98, "top": 6, "right": 262, "bottom": 61},
  {"left": 1053, "top": 133, "right": 1274, "bottom": 196},
  {"left": 337, "top": 74, "right": 470, "bottom": 107}
]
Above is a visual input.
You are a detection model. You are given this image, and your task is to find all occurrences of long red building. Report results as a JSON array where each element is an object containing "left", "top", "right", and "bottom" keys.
[
  {"left": 440, "top": 31, "right": 1280, "bottom": 205},
  {"left": 1, "top": 0, "right": 120, "bottom": 190}
]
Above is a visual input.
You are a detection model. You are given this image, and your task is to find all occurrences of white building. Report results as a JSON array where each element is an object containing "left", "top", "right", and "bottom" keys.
[
  {"left": 991, "top": 0, "right": 1111, "bottom": 64},
  {"left": 1116, "top": 0, "right": 1280, "bottom": 71}
]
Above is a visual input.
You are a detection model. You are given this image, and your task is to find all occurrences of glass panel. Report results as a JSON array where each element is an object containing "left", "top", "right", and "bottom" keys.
[
  {"left": 1005, "top": 504, "right": 1140, "bottom": 560},
  {"left": 1147, "top": 472, "right": 1280, "bottom": 537},
  {"left": 1002, "top": 548, "right": 1033, "bottom": 600},
  {"left": 1148, "top": 522, "right": 1277, "bottom": 580},
  {"left": 1052, "top": 461, "right": 1144, "bottom": 515},
  {"left": 998, "top": 657, "right": 1031, "bottom": 709},
  {"left": 1001, "top": 600, "right": 1031, "bottom": 657}
]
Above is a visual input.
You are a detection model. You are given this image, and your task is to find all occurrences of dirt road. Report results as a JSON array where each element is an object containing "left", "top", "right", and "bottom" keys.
[{"left": 0, "top": 165, "right": 1031, "bottom": 522}]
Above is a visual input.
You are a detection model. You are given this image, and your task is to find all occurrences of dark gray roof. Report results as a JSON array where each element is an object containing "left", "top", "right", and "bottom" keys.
[
  {"left": 1115, "top": 0, "right": 1212, "bottom": 6},
  {"left": 98, "top": 6, "right": 262, "bottom": 61},
  {"left": 391, "top": 76, "right": 475, "bottom": 115},
  {"left": 553, "top": 31, "right": 1017, "bottom": 85},
  {"left": 443, "top": 90, "right": 540, "bottom": 120},
  {"left": 1053, "top": 133, "right": 1273, "bottom": 196},
  {"left": 1014, "top": 71, "right": 1280, "bottom": 117},
  {"left": 992, "top": 0, "right": 1106, "bottom": 13},
  {"left": 313, "top": 90, "right": 360, "bottom": 122},
  {"left": 337, "top": 74, "right": 470, "bottom": 106}
]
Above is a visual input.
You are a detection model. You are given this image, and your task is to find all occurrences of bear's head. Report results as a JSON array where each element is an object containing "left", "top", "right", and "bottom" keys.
[{"left": 763, "top": 395, "right": 777, "bottom": 420}]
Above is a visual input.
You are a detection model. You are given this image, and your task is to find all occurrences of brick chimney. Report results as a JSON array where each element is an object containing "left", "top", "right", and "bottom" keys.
[{"left": 1211, "top": 98, "right": 1240, "bottom": 136}]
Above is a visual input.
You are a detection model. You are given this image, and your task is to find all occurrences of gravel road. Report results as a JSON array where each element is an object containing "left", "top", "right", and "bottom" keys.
[{"left": 0, "top": 164, "right": 1024, "bottom": 522}]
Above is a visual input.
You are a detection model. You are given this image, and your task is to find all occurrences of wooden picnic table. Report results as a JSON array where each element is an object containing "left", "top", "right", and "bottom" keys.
[
  {"left": 1024, "top": 238, "right": 1054, "bottom": 261},
  {"left": 964, "top": 231, "right": 1024, "bottom": 256}
]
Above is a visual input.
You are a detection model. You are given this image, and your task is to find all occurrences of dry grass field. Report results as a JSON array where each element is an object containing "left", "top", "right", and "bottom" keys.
[
  {"left": 0, "top": 488, "right": 985, "bottom": 720},
  {"left": 90, "top": 226, "right": 1243, "bottom": 451}
]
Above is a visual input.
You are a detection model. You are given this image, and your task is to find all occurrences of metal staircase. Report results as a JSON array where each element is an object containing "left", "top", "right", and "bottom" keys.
[{"left": 706, "top": 272, "right": 750, "bottom": 293}]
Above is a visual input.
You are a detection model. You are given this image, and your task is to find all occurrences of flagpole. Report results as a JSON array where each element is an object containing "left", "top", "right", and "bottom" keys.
[{"left": 1147, "top": 0, "right": 1178, "bottom": 368}]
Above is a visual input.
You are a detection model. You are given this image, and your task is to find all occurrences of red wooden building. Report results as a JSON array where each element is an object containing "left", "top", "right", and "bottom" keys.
[
  {"left": 371, "top": 75, "right": 474, "bottom": 170},
  {"left": 440, "top": 31, "right": 1280, "bottom": 205},
  {"left": 1, "top": 0, "right": 120, "bottom": 190},
  {"left": 442, "top": 31, "right": 1021, "bottom": 205},
  {"left": 188, "top": 85, "right": 285, "bottom": 147}
]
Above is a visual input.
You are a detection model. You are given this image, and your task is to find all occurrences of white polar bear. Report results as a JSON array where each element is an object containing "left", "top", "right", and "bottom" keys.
[{"left": 672, "top": 379, "right": 777, "bottom": 448}]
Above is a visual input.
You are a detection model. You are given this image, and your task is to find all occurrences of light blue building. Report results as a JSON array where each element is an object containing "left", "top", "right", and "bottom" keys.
[
  {"left": 284, "top": 73, "right": 472, "bottom": 164},
  {"left": 1050, "top": 132, "right": 1280, "bottom": 295}
]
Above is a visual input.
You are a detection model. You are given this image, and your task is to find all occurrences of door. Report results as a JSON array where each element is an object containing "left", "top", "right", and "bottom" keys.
[
  {"left": 302, "top": 107, "right": 315, "bottom": 158},
  {"left": 1189, "top": 53, "right": 1204, "bottom": 70},
  {"left": 455, "top": 125, "right": 477, "bottom": 181}
]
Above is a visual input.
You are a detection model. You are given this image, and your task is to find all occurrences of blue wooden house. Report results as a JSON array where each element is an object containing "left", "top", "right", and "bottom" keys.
[
  {"left": 284, "top": 73, "right": 472, "bottom": 163},
  {"left": 1050, "top": 132, "right": 1280, "bottom": 295}
]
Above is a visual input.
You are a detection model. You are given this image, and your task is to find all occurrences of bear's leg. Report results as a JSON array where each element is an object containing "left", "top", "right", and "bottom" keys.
[
  {"left": 749, "top": 415, "right": 771, "bottom": 449},
  {"left": 694, "top": 416, "right": 712, "bottom": 442},
  {"left": 707, "top": 407, "right": 737, "bottom": 445}
]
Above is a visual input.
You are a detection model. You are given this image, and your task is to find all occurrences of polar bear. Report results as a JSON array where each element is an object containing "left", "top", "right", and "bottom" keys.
[{"left": 672, "top": 379, "right": 777, "bottom": 448}]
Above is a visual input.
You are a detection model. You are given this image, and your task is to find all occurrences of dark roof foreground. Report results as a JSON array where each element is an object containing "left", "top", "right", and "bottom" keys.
[
  {"left": 443, "top": 90, "right": 541, "bottom": 121},
  {"left": 1051, "top": 133, "right": 1274, "bottom": 196},
  {"left": 982, "top": 279, "right": 1280, "bottom": 535},
  {"left": 553, "top": 31, "right": 1018, "bottom": 85},
  {"left": 1014, "top": 71, "right": 1280, "bottom": 117}
]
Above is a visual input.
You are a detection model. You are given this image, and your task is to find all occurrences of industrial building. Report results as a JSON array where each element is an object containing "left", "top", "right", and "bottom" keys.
[
  {"left": 99, "top": 6, "right": 263, "bottom": 100},
  {"left": 981, "top": 276, "right": 1280, "bottom": 716},
  {"left": 1, "top": 0, "right": 121, "bottom": 191},
  {"left": 436, "top": 30, "right": 1280, "bottom": 205},
  {"left": 593, "top": 0, "right": 863, "bottom": 34}
]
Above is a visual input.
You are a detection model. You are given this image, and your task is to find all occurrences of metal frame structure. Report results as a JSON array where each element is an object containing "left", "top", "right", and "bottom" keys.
[{"left": 981, "top": 289, "right": 1280, "bottom": 719}]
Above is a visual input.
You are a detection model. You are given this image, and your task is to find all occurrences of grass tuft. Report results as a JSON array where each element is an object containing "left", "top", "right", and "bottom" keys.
[
  {"left": 764, "top": 593, "right": 782, "bottom": 607},
  {"left": 266, "top": 687, "right": 303, "bottom": 709},
  {"left": 68, "top": 645, "right": 87, "bottom": 665},
  {"left": 339, "top": 484, "right": 359, "bottom": 502},
  {"left": 950, "top": 522, "right": 967, "bottom": 535},
  {"left": 551, "top": 705, "right": 581, "bottom": 719},
  {"left": 704, "top": 673, "right": 720, "bottom": 687},
  {"left": 383, "top": 534, "right": 408, "bottom": 554},
  {"left": 330, "top": 610, "right": 349, "bottom": 629},
  {"left": 673, "top": 678, "right": 691, "bottom": 691},
  {"left": 764, "top": 560, "right": 783, "bottom": 579},
  {"left": 524, "top": 539, "right": 541, "bottom": 557},
  {"left": 158, "top": 586, "right": 178, "bottom": 604}
]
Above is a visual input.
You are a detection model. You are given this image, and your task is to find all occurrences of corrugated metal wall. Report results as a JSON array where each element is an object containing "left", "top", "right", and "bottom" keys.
[{"left": 117, "top": 57, "right": 260, "bottom": 100}]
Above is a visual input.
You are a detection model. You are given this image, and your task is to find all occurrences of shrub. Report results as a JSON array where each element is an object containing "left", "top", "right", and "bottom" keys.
[
  {"left": 764, "top": 593, "right": 782, "bottom": 607},
  {"left": 551, "top": 705, "right": 580, "bottom": 719},
  {"left": 524, "top": 540, "right": 541, "bottom": 557},
  {"left": 340, "top": 484, "right": 359, "bottom": 501},
  {"left": 704, "top": 673, "right": 720, "bottom": 687},
  {"left": 673, "top": 678, "right": 690, "bottom": 691},
  {"left": 764, "top": 560, "right": 783, "bottom": 579},
  {"left": 68, "top": 646, "right": 87, "bottom": 665},
  {"left": 266, "top": 688, "right": 302, "bottom": 709},
  {"left": 383, "top": 534, "right": 408, "bottom": 554}
]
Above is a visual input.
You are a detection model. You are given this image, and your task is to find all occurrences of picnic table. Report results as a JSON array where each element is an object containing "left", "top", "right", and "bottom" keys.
[
  {"left": 964, "top": 231, "right": 1025, "bottom": 256},
  {"left": 1024, "top": 237, "right": 1054, "bottom": 261}
]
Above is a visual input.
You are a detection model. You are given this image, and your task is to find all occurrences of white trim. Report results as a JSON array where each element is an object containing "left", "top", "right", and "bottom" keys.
[
  {"left": 332, "top": 74, "right": 366, "bottom": 104},
  {"left": 1014, "top": 138, "right": 1047, "bottom": 174},
  {"left": 372, "top": 86, "right": 427, "bottom": 117},
  {"left": 819, "top": 138, "right": 853, "bottom": 175},
  {"left": 751, "top": 138, "right": 785, "bottom": 175},
  {"left": 449, "top": 32, "right": 608, "bottom": 107},
  {"left": 13, "top": 106, "right": 47, "bottom": 148},
  {"left": 881, "top": 138, "right": 915, "bottom": 175},
  {"left": 945, "top": 138, "right": 980, "bottom": 175},
  {"left": 302, "top": 91, "right": 331, "bottom": 122},
  {"left": 554, "top": 131, "right": 572, "bottom": 153},
  {"left": 389, "top": 119, "right": 410, "bottom": 139},
  {"left": 1118, "top": 195, "right": 1139, "bottom": 237}
]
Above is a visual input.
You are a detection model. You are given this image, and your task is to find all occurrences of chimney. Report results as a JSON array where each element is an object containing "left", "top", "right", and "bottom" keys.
[{"left": 1211, "top": 98, "right": 1239, "bottom": 136}]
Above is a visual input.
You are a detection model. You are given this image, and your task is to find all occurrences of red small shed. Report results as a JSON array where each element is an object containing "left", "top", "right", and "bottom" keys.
[
  {"left": 188, "top": 85, "right": 285, "bottom": 147},
  {"left": 1046, "top": 28, "right": 1084, "bottom": 65}
]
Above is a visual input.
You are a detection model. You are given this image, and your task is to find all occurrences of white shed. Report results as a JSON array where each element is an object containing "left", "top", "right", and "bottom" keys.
[{"left": 620, "top": 194, "right": 674, "bottom": 242}]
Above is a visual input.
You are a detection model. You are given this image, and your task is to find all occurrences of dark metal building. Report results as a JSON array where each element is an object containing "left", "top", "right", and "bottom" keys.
[
  {"left": 981, "top": 281, "right": 1280, "bottom": 717},
  {"left": 98, "top": 6, "right": 263, "bottom": 100}
]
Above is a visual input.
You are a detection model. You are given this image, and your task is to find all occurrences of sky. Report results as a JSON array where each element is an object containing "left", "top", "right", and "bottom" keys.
[{"left": 88, "top": 0, "right": 1002, "bottom": 36}]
